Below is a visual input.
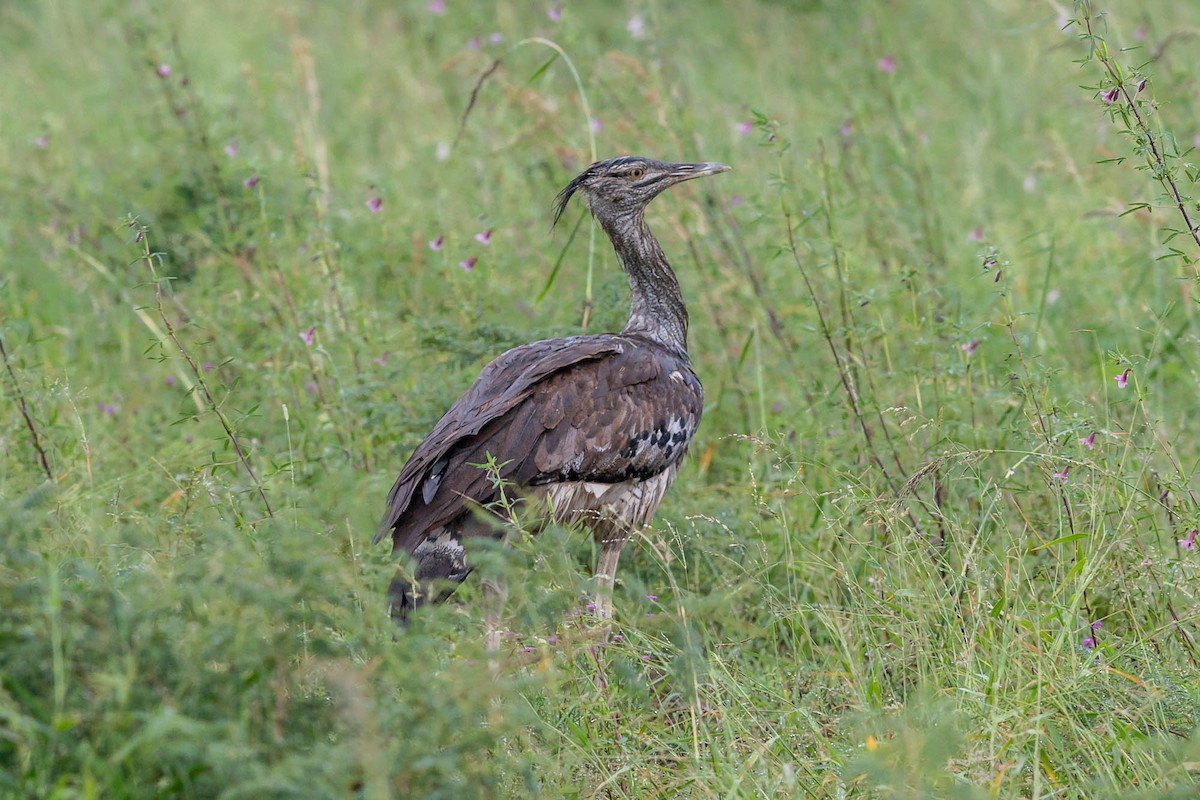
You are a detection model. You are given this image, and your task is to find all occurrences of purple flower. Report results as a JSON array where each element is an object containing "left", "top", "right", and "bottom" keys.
[
  {"left": 646, "top": 594, "right": 658, "bottom": 602},
  {"left": 877, "top": 55, "right": 896, "bottom": 74},
  {"left": 468, "top": 36, "right": 481, "bottom": 49},
  {"left": 1115, "top": 368, "right": 1130, "bottom": 389},
  {"left": 1101, "top": 87, "right": 1120, "bottom": 104},
  {"left": 547, "top": 5, "right": 562, "bottom": 22},
  {"left": 299, "top": 326, "right": 315, "bottom": 346},
  {"left": 969, "top": 227, "right": 983, "bottom": 242},
  {"left": 1136, "top": 79, "right": 1147, "bottom": 93},
  {"left": 627, "top": 14, "right": 645, "bottom": 38},
  {"left": 1045, "top": 288, "right": 1060, "bottom": 305},
  {"left": 1133, "top": 27, "right": 1146, "bottom": 41},
  {"left": 611, "top": 634, "right": 622, "bottom": 642},
  {"left": 474, "top": 228, "right": 492, "bottom": 245},
  {"left": 1081, "top": 432, "right": 1097, "bottom": 450},
  {"left": 224, "top": 142, "right": 238, "bottom": 157},
  {"left": 1082, "top": 637, "right": 1096, "bottom": 651},
  {"left": 547, "top": 636, "right": 558, "bottom": 644},
  {"left": 1179, "top": 529, "right": 1197, "bottom": 551},
  {"left": 202, "top": 361, "right": 214, "bottom": 372},
  {"left": 585, "top": 602, "right": 596, "bottom": 613},
  {"left": 736, "top": 121, "right": 753, "bottom": 136},
  {"left": 185, "top": 434, "right": 193, "bottom": 444},
  {"left": 165, "top": 375, "right": 176, "bottom": 387},
  {"left": 373, "top": 355, "right": 387, "bottom": 367},
  {"left": 35, "top": 135, "right": 49, "bottom": 150},
  {"left": 839, "top": 120, "right": 853, "bottom": 139},
  {"left": 304, "top": 381, "right": 317, "bottom": 395},
  {"left": 97, "top": 402, "right": 117, "bottom": 416},
  {"left": 1091, "top": 620, "right": 1103, "bottom": 632},
  {"left": 366, "top": 197, "right": 382, "bottom": 213},
  {"left": 961, "top": 339, "right": 980, "bottom": 357},
  {"left": 1053, "top": 465, "right": 1069, "bottom": 483},
  {"left": 522, "top": 646, "right": 535, "bottom": 653},
  {"left": 489, "top": 32, "right": 503, "bottom": 45},
  {"left": 429, "top": 235, "right": 444, "bottom": 251},
  {"left": 243, "top": 175, "right": 259, "bottom": 189},
  {"left": 588, "top": 117, "right": 601, "bottom": 133},
  {"left": 156, "top": 64, "right": 171, "bottom": 78},
  {"left": 458, "top": 256, "right": 477, "bottom": 273},
  {"left": 730, "top": 194, "right": 744, "bottom": 207},
  {"left": 427, "top": 0, "right": 445, "bottom": 13},
  {"left": 641, "top": 654, "right": 651, "bottom": 661},
  {"left": 645, "top": 612, "right": 655, "bottom": 618}
]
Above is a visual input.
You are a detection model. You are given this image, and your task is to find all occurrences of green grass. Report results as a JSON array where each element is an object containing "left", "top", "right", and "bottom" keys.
[{"left": 3, "top": 0, "right": 1200, "bottom": 796}]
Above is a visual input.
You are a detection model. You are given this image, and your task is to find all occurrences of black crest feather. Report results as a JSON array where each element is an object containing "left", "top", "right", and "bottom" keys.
[{"left": 553, "top": 166, "right": 593, "bottom": 228}]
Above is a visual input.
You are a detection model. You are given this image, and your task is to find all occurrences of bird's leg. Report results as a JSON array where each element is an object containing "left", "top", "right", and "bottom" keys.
[
  {"left": 593, "top": 535, "right": 627, "bottom": 620},
  {"left": 481, "top": 577, "right": 507, "bottom": 654}
]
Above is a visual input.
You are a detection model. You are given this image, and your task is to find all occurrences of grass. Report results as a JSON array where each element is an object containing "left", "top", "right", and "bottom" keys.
[{"left": 3, "top": 0, "right": 1200, "bottom": 796}]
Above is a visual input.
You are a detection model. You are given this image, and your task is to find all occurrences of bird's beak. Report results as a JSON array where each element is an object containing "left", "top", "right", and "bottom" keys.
[{"left": 666, "top": 161, "right": 731, "bottom": 185}]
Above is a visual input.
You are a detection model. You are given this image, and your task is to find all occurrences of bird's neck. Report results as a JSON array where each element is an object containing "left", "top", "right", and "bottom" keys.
[{"left": 600, "top": 212, "right": 689, "bottom": 358}]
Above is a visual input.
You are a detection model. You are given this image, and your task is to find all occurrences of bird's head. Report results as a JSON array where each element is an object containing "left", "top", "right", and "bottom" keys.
[{"left": 553, "top": 156, "right": 730, "bottom": 228}]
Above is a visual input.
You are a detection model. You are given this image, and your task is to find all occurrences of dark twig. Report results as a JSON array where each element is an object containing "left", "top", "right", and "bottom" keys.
[
  {"left": 454, "top": 58, "right": 503, "bottom": 149},
  {"left": 0, "top": 330, "right": 53, "bottom": 481},
  {"left": 132, "top": 220, "right": 274, "bottom": 519}
]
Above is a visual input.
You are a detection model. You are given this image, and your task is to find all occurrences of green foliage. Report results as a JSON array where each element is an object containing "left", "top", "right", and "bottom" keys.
[{"left": 2, "top": 0, "right": 1200, "bottom": 796}]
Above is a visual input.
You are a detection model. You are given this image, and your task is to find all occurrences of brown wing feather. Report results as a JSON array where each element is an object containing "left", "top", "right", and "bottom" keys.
[
  {"left": 376, "top": 334, "right": 703, "bottom": 557},
  {"left": 375, "top": 334, "right": 628, "bottom": 549}
]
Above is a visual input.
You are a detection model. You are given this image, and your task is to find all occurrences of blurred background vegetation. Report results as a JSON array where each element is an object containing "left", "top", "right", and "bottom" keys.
[{"left": 3, "top": 0, "right": 1200, "bottom": 796}]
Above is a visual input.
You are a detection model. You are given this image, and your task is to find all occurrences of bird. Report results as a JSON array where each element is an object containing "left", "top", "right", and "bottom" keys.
[{"left": 374, "top": 155, "right": 730, "bottom": 628}]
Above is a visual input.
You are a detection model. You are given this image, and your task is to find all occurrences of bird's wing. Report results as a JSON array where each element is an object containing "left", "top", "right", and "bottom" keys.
[
  {"left": 375, "top": 335, "right": 628, "bottom": 548},
  {"left": 375, "top": 335, "right": 702, "bottom": 554}
]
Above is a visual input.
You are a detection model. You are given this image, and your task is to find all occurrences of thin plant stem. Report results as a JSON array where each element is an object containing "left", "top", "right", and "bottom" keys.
[
  {"left": 0, "top": 330, "right": 53, "bottom": 481},
  {"left": 133, "top": 220, "right": 274, "bottom": 520}
]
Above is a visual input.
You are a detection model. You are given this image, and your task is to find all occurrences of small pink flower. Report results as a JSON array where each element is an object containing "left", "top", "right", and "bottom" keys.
[
  {"left": 165, "top": 374, "right": 176, "bottom": 386},
  {"left": 961, "top": 339, "right": 980, "bottom": 357},
  {"left": 730, "top": 194, "right": 744, "bottom": 207},
  {"left": 1091, "top": 620, "right": 1103, "bottom": 632},
  {"left": 585, "top": 602, "right": 596, "bottom": 613},
  {"left": 1101, "top": 87, "right": 1120, "bottom": 104},
  {"left": 156, "top": 64, "right": 171, "bottom": 78},
  {"left": 1115, "top": 368, "right": 1130, "bottom": 389},
  {"left": 522, "top": 646, "right": 535, "bottom": 653},
  {"left": 1053, "top": 465, "right": 1069, "bottom": 483},
  {"left": 640, "top": 654, "right": 651, "bottom": 661},
  {"left": 547, "top": 636, "right": 558, "bottom": 644},
  {"left": 736, "top": 121, "right": 753, "bottom": 136},
  {"left": 243, "top": 175, "right": 259, "bottom": 188},
  {"left": 611, "top": 634, "right": 622, "bottom": 642},
  {"left": 588, "top": 117, "right": 601, "bottom": 133},
  {"left": 474, "top": 228, "right": 492, "bottom": 245},
  {"left": 366, "top": 197, "right": 382, "bottom": 213},
  {"left": 1080, "top": 432, "right": 1097, "bottom": 450},
  {"left": 1133, "top": 27, "right": 1146, "bottom": 41},
  {"left": 35, "top": 135, "right": 49, "bottom": 150},
  {"left": 489, "top": 32, "right": 503, "bottom": 45},
  {"left": 373, "top": 355, "right": 387, "bottom": 367},
  {"left": 429, "top": 235, "right": 444, "bottom": 251},
  {"left": 185, "top": 434, "right": 193, "bottom": 444},
  {"left": 427, "top": 0, "right": 445, "bottom": 13},
  {"left": 547, "top": 5, "right": 562, "bottom": 21},
  {"left": 969, "top": 227, "right": 983, "bottom": 242},
  {"left": 839, "top": 120, "right": 853, "bottom": 138},
  {"left": 1082, "top": 636, "right": 1096, "bottom": 651},
  {"left": 299, "top": 326, "right": 315, "bottom": 346},
  {"left": 1045, "top": 289, "right": 1060, "bottom": 305},
  {"left": 877, "top": 55, "right": 896, "bottom": 74},
  {"left": 1179, "top": 529, "right": 1197, "bottom": 551},
  {"left": 202, "top": 361, "right": 214, "bottom": 372},
  {"left": 458, "top": 256, "right": 477, "bottom": 273},
  {"left": 224, "top": 142, "right": 238, "bottom": 157},
  {"left": 646, "top": 594, "right": 658, "bottom": 602}
]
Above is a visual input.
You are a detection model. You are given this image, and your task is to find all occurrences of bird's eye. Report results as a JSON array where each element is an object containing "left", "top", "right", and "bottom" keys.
[{"left": 629, "top": 167, "right": 645, "bottom": 179}]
